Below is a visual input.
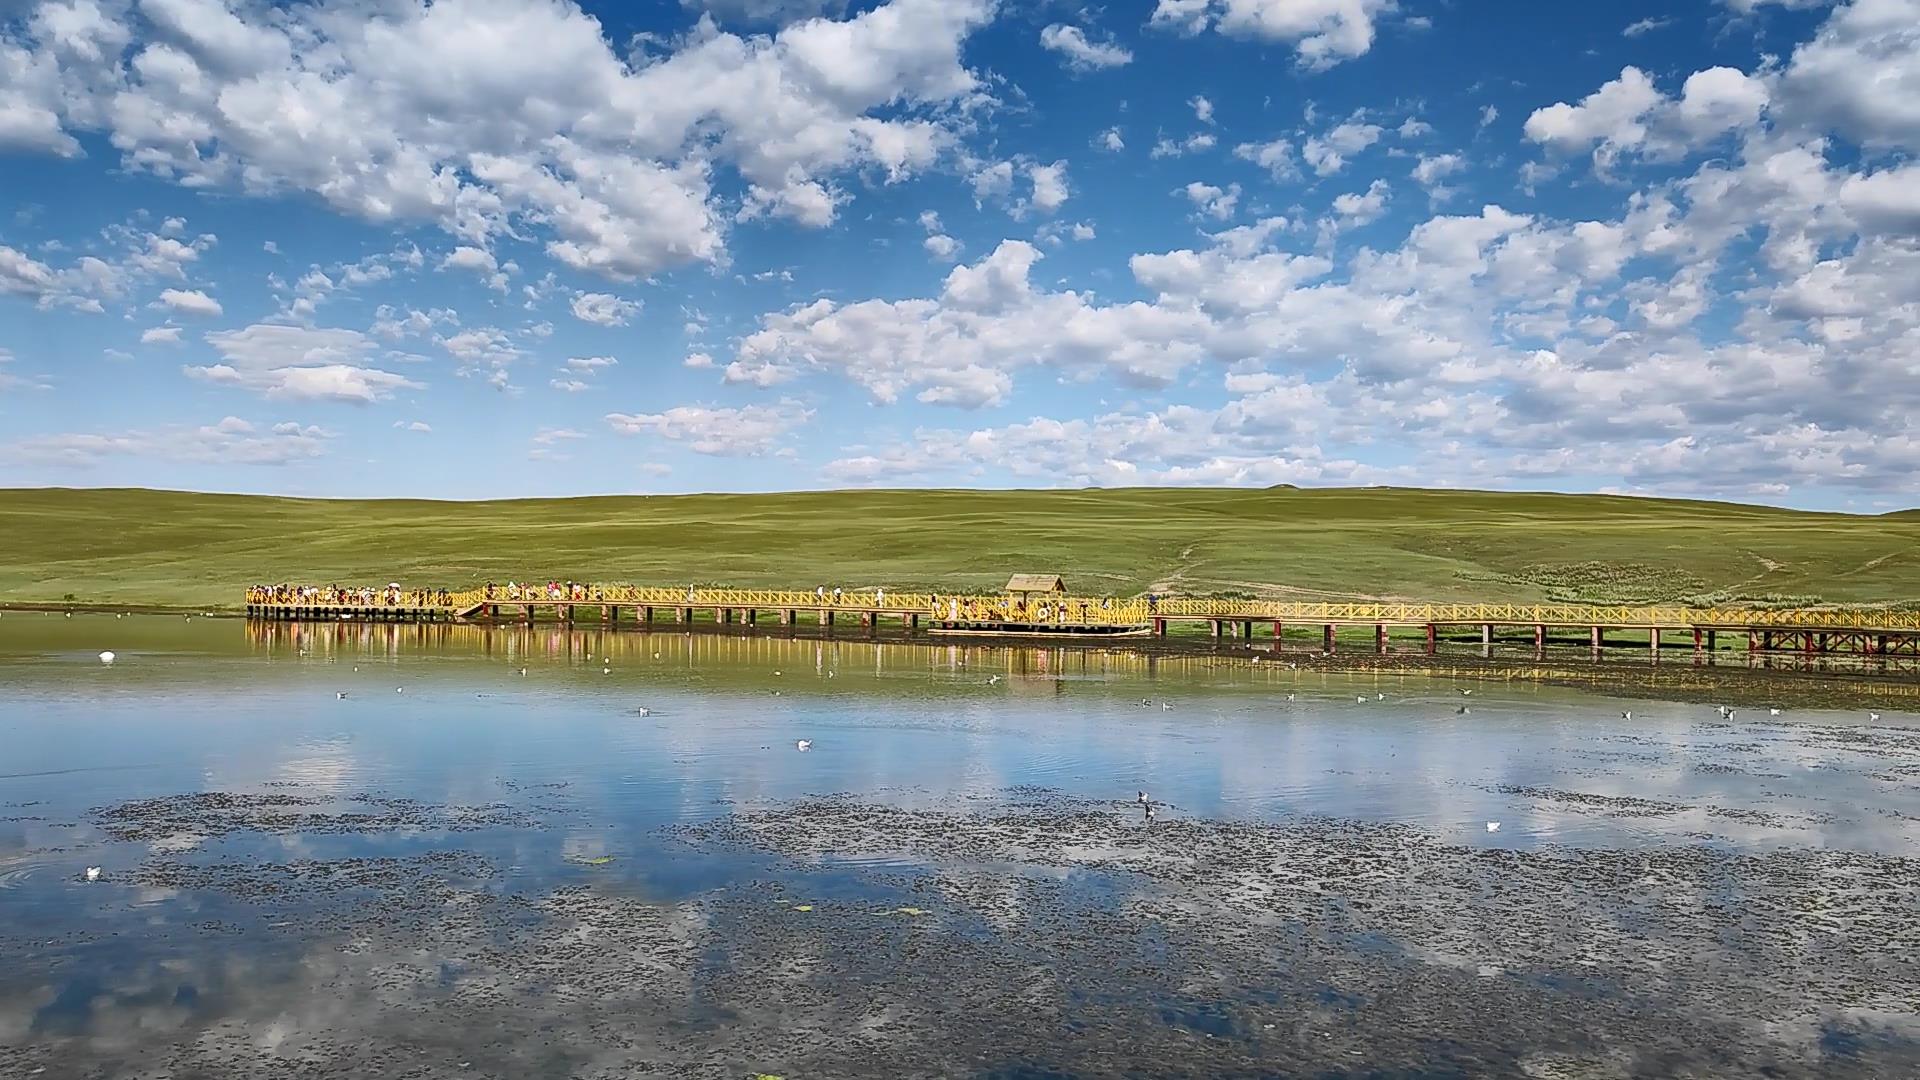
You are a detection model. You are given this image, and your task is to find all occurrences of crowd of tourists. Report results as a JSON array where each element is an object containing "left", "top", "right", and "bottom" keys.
[{"left": 247, "top": 584, "right": 454, "bottom": 607}]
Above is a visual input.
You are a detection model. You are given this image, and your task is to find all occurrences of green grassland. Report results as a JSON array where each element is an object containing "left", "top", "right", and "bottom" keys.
[{"left": 0, "top": 486, "right": 1915, "bottom": 610}]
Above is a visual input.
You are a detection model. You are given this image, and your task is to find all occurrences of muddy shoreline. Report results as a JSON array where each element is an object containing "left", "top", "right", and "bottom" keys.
[{"left": 5, "top": 785, "right": 1917, "bottom": 1079}]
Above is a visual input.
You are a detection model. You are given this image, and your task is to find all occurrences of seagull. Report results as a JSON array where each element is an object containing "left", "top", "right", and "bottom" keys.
[
  {"left": 1376, "top": 692, "right": 1385, "bottom": 700},
  {"left": 1251, "top": 656, "right": 1261, "bottom": 664},
  {"left": 85, "top": 867, "right": 101, "bottom": 882},
  {"left": 653, "top": 652, "right": 661, "bottom": 659},
  {"left": 1357, "top": 696, "right": 1368, "bottom": 704},
  {"left": 1286, "top": 693, "right": 1296, "bottom": 702},
  {"left": 987, "top": 675, "right": 1001, "bottom": 685},
  {"left": 795, "top": 739, "right": 812, "bottom": 751},
  {"left": 1486, "top": 822, "right": 1500, "bottom": 833},
  {"left": 396, "top": 687, "right": 404, "bottom": 694},
  {"left": 602, "top": 666, "right": 611, "bottom": 675},
  {"left": 773, "top": 670, "right": 781, "bottom": 676},
  {"left": 1143, "top": 802, "right": 1157, "bottom": 822},
  {"left": 1769, "top": 707, "right": 1782, "bottom": 716},
  {"left": 98, "top": 651, "right": 115, "bottom": 664},
  {"left": 519, "top": 668, "right": 527, "bottom": 676},
  {"left": 1137, "top": 791, "right": 1149, "bottom": 804},
  {"left": 635, "top": 706, "right": 652, "bottom": 716},
  {"left": 1162, "top": 702, "right": 1172, "bottom": 710},
  {"left": 1459, "top": 688, "right": 1473, "bottom": 697},
  {"left": 1869, "top": 712, "right": 1882, "bottom": 721},
  {"left": 1621, "top": 710, "right": 1633, "bottom": 720},
  {"left": 336, "top": 691, "right": 348, "bottom": 700},
  {"left": 1457, "top": 706, "right": 1471, "bottom": 715},
  {"left": 352, "top": 666, "right": 359, "bottom": 672}
]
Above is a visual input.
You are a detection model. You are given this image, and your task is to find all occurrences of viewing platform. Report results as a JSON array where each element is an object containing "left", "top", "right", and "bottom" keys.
[{"left": 243, "top": 579, "right": 1920, "bottom": 657}]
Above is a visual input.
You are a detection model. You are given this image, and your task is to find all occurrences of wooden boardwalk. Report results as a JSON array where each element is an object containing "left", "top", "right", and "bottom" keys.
[{"left": 244, "top": 585, "right": 1920, "bottom": 657}]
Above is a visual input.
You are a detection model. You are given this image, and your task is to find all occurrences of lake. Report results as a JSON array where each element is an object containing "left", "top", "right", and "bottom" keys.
[{"left": 3, "top": 613, "right": 1918, "bottom": 1078}]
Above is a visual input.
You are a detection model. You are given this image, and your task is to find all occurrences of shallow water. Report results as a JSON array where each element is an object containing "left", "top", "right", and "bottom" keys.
[{"left": 3, "top": 614, "right": 1919, "bottom": 1078}]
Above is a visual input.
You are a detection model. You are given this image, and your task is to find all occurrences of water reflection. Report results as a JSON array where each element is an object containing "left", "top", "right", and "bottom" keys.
[{"left": 3, "top": 615, "right": 1920, "bottom": 1076}]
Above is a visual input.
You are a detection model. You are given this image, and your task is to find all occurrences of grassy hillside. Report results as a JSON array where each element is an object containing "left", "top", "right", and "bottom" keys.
[{"left": 0, "top": 486, "right": 1915, "bottom": 610}]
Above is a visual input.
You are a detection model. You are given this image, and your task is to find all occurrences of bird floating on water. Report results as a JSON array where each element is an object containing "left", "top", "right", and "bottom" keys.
[
  {"left": 1457, "top": 706, "right": 1471, "bottom": 715},
  {"left": 1621, "top": 711, "right": 1633, "bottom": 719},
  {"left": 1356, "top": 696, "right": 1368, "bottom": 704},
  {"left": 1485, "top": 822, "right": 1500, "bottom": 833},
  {"left": 1376, "top": 692, "right": 1384, "bottom": 700},
  {"left": 635, "top": 706, "right": 652, "bottom": 716},
  {"left": 1162, "top": 702, "right": 1172, "bottom": 710},
  {"left": 1459, "top": 688, "right": 1473, "bottom": 697},
  {"left": 1137, "top": 791, "right": 1149, "bottom": 804},
  {"left": 336, "top": 691, "right": 348, "bottom": 700},
  {"left": 1769, "top": 707, "right": 1782, "bottom": 716},
  {"left": 98, "top": 651, "right": 115, "bottom": 664},
  {"left": 987, "top": 675, "right": 1001, "bottom": 685},
  {"left": 795, "top": 739, "right": 812, "bottom": 752},
  {"left": 396, "top": 687, "right": 404, "bottom": 694},
  {"left": 84, "top": 867, "right": 101, "bottom": 882},
  {"left": 1869, "top": 712, "right": 1882, "bottom": 721},
  {"left": 1286, "top": 693, "right": 1295, "bottom": 701}
]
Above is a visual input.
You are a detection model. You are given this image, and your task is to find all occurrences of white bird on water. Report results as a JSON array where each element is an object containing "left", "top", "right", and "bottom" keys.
[
  {"left": 98, "top": 651, "right": 115, "bottom": 664},
  {"left": 1486, "top": 822, "right": 1500, "bottom": 833},
  {"left": 1869, "top": 712, "right": 1882, "bottom": 722},
  {"left": 1621, "top": 710, "right": 1633, "bottom": 720},
  {"left": 1459, "top": 688, "right": 1474, "bottom": 697},
  {"left": 1356, "top": 696, "right": 1368, "bottom": 704},
  {"left": 85, "top": 867, "right": 101, "bottom": 882},
  {"left": 1286, "top": 693, "right": 1296, "bottom": 702},
  {"left": 1769, "top": 707, "right": 1782, "bottom": 716},
  {"left": 1137, "top": 791, "right": 1149, "bottom": 804},
  {"left": 1376, "top": 692, "right": 1384, "bottom": 701},
  {"left": 795, "top": 739, "right": 812, "bottom": 752},
  {"left": 396, "top": 687, "right": 404, "bottom": 694},
  {"left": 635, "top": 706, "right": 652, "bottom": 717},
  {"left": 988, "top": 675, "right": 1001, "bottom": 685},
  {"left": 336, "top": 691, "right": 347, "bottom": 700}
]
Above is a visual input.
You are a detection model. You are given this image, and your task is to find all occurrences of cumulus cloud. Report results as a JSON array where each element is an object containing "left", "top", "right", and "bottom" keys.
[
  {"left": 1180, "top": 181, "right": 1241, "bottom": 220},
  {"left": 140, "top": 324, "right": 183, "bottom": 344},
  {"left": 1151, "top": 0, "right": 1401, "bottom": 70},
  {"left": 186, "top": 323, "right": 419, "bottom": 403},
  {"left": 1524, "top": 65, "right": 1769, "bottom": 170},
  {"left": 0, "top": 0, "right": 996, "bottom": 279},
  {"left": 1029, "top": 161, "right": 1070, "bottom": 213},
  {"left": 1039, "top": 24, "right": 1132, "bottom": 71},
  {"left": 605, "top": 400, "right": 812, "bottom": 455},
  {"left": 155, "top": 287, "right": 221, "bottom": 317},
  {"left": 1301, "top": 121, "right": 1383, "bottom": 176},
  {"left": 570, "top": 292, "right": 641, "bottom": 327}
]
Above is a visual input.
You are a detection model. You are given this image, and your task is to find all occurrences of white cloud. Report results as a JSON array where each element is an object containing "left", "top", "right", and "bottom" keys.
[
  {"left": 1181, "top": 181, "right": 1241, "bottom": 220},
  {"left": 1151, "top": 132, "right": 1217, "bottom": 158},
  {"left": 438, "top": 245, "right": 508, "bottom": 291},
  {"left": 924, "top": 233, "right": 961, "bottom": 260},
  {"left": 1038, "top": 24, "right": 1133, "bottom": 71},
  {"left": 1623, "top": 15, "right": 1672, "bottom": 36},
  {"left": 1331, "top": 179, "right": 1390, "bottom": 224},
  {"left": 1191, "top": 94, "right": 1215, "bottom": 124},
  {"left": 155, "top": 287, "right": 222, "bottom": 317},
  {"left": 605, "top": 401, "right": 812, "bottom": 455},
  {"left": 1301, "top": 121, "right": 1383, "bottom": 176},
  {"left": 550, "top": 378, "right": 589, "bottom": 393},
  {"left": 1233, "top": 138, "right": 1297, "bottom": 181},
  {"left": 1, "top": 0, "right": 996, "bottom": 279},
  {"left": 0, "top": 416, "right": 332, "bottom": 467},
  {"left": 1774, "top": 0, "right": 1920, "bottom": 150},
  {"left": 140, "top": 325, "right": 183, "bottom": 345},
  {"left": 564, "top": 355, "right": 619, "bottom": 372},
  {"left": 1029, "top": 161, "right": 1070, "bottom": 213},
  {"left": 1411, "top": 152, "right": 1464, "bottom": 187},
  {"left": 570, "top": 292, "right": 641, "bottom": 327},
  {"left": 1097, "top": 126, "right": 1125, "bottom": 151},
  {"left": 1151, "top": 0, "right": 1401, "bottom": 70},
  {"left": 1525, "top": 65, "right": 1768, "bottom": 170},
  {"left": 393, "top": 420, "right": 432, "bottom": 432},
  {"left": 185, "top": 322, "right": 418, "bottom": 403}
]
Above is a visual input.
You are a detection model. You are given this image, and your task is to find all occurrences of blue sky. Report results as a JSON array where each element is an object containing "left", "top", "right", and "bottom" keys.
[{"left": 1, "top": 0, "right": 1915, "bottom": 510}]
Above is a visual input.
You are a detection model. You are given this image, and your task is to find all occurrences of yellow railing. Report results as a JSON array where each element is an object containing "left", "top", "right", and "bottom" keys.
[{"left": 244, "top": 586, "right": 1920, "bottom": 633}]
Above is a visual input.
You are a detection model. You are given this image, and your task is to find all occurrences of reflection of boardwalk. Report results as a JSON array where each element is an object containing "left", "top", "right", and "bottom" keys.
[
  {"left": 244, "top": 585, "right": 1920, "bottom": 657},
  {"left": 239, "top": 619, "right": 1920, "bottom": 699}
]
